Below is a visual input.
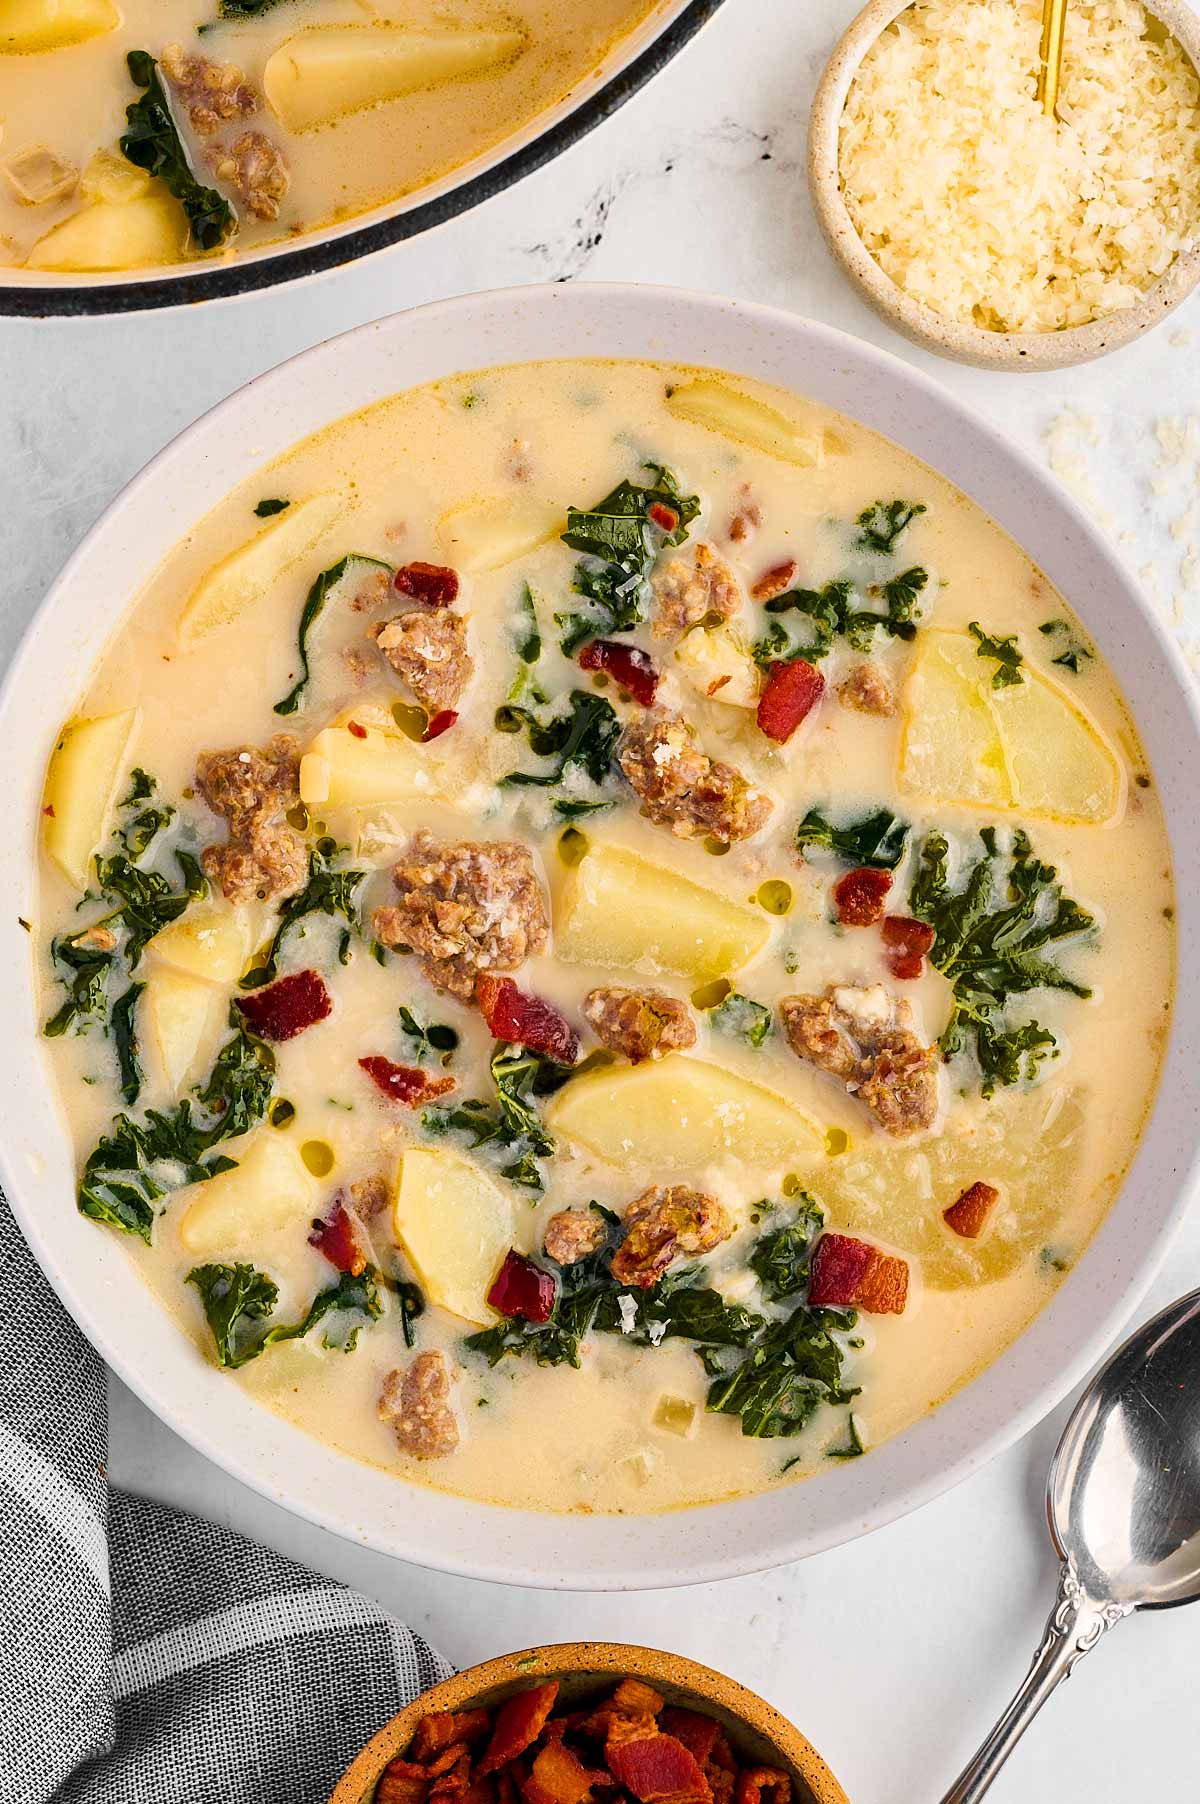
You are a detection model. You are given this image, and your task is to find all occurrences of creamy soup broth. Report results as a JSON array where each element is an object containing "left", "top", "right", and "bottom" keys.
[
  {"left": 36, "top": 360, "right": 1174, "bottom": 1514},
  {"left": 0, "top": 0, "right": 658, "bottom": 272}
]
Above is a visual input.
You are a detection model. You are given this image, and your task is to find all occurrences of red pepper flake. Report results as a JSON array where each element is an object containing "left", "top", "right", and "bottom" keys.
[
  {"left": 755, "top": 659, "right": 825, "bottom": 743},
  {"left": 476, "top": 974, "right": 580, "bottom": 1064},
  {"left": 750, "top": 559, "right": 798, "bottom": 602},
  {"left": 347, "top": 719, "right": 368, "bottom": 739},
  {"left": 394, "top": 561, "right": 460, "bottom": 608},
  {"left": 235, "top": 969, "right": 331, "bottom": 1041},
  {"left": 423, "top": 709, "right": 458, "bottom": 741},
  {"left": 881, "top": 914, "right": 936, "bottom": 980},
  {"left": 308, "top": 1198, "right": 366, "bottom": 1276},
  {"left": 832, "top": 866, "right": 892, "bottom": 927},
  {"left": 809, "top": 1232, "right": 909, "bottom": 1315},
  {"left": 647, "top": 501, "right": 679, "bottom": 534},
  {"left": 358, "top": 1055, "right": 456, "bottom": 1106},
  {"left": 488, "top": 1249, "right": 557, "bottom": 1323},
  {"left": 577, "top": 638, "right": 660, "bottom": 707},
  {"left": 944, "top": 1180, "right": 1000, "bottom": 1240}
]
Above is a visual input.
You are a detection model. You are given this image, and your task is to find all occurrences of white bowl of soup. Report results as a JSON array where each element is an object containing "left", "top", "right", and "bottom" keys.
[
  {"left": 4, "top": 284, "right": 1198, "bottom": 1587},
  {"left": 0, "top": 0, "right": 715, "bottom": 315}
]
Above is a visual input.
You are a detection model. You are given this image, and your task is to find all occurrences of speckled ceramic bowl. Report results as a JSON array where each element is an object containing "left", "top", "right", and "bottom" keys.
[
  {"left": 807, "top": 0, "right": 1200, "bottom": 370},
  {"left": 327, "top": 1645, "right": 848, "bottom": 1804}
]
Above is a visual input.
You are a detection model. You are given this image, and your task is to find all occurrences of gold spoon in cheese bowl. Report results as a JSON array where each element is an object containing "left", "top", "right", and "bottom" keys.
[
  {"left": 938, "top": 1289, "right": 1200, "bottom": 1802},
  {"left": 1037, "top": 0, "right": 1069, "bottom": 116}
]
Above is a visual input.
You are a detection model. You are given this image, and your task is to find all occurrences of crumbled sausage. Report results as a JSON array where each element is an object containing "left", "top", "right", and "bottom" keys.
[
  {"left": 350, "top": 566, "right": 393, "bottom": 612},
  {"left": 836, "top": 662, "right": 897, "bottom": 717},
  {"left": 583, "top": 986, "right": 696, "bottom": 1063},
  {"left": 611, "top": 1185, "right": 732, "bottom": 1288},
  {"left": 652, "top": 543, "right": 741, "bottom": 639},
  {"left": 379, "top": 1352, "right": 459, "bottom": 1459},
  {"left": 350, "top": 1174, "right": 390, "bottom": 1219},
  {"left": 780, "top": 983, "right": 939, "bottom": 1137},
  {"left": 209, "top": 130, "right": 289, "bottom": 223},
  {"left": 373, "top": 831, "right": 549, "bottom": 1000},
  {"left": 727, "top": 487, "right": 763, "bottom": 543},
  {"left": 618, "top": 710, "right": 773, "bottom": 844},
  {"left": 160, "top": 45, "right": 258, "bottom": 134},
  {"left": 372, "top": 610, "right": 472, "bottom": 714},
  {"left": 74, "top": 924, "right": 118, "bottom": 953},
  {"left": 750, "top": 559, "right": 798, "bottom": 602},
  {"left": 195, "top": 735, "right": 306, "bottom": 904},
  {"left": 543, "top": 1209, "right": 607, "bottom": 1266}
]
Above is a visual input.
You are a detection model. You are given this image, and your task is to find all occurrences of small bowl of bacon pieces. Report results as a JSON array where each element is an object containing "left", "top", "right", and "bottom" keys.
[{"left": 328, "top": 1644, "right": 848, "bottom": 1804}]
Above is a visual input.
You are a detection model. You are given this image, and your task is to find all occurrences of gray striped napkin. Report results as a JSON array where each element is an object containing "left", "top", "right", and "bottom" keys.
[{"left": 0, "top": 1195, "right": 451, "bottom": 1804}]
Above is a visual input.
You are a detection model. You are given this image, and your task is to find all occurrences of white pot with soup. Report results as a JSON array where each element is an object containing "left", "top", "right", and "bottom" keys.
[
  {"left": 31, "top": 351, "right": 1177, "bottom": 1520},
  {"left": 0, "top": 0, "right": 686, "bottom": 284}
]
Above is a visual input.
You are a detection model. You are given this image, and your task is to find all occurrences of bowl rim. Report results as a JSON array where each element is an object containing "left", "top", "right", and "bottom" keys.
[
  {"left": 3, "top": 280, "right": 1199, "bottom": 1589},
  {"left": 0, "top": 0, "right": 722, "bottom": 318},
  {"left": 807, "top": 0, "right": 1200, "bottom": 371},
  {"left": 325, "top": 1642, "right": 850, "bottom": 1804}
]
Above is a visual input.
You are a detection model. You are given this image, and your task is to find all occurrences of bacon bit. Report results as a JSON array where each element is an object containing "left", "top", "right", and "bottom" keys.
[
  {"left": 881, "top": 915, "right": 936, "bottom": 980},
  {"left": 477, "top": 1684, "right": 561, "bottom": 1776},
  {"left": 234, "top": 968, "right": 331, "bottom": 1041},
  {"left": 412, "top": 1712, "right": 494, "bottom": 1762},
  {"left": 756, "top": 659, "right": 825, "bottom": 743},
  {"left": 944, "top": 1180, "right": 1000, "bottom": 1240},
  {"left": 608, "top": 1735, "right": 712, "bottom": 1804},
  {"left": 307, "top": 1198, "right": 366, "bottom": 1276},
  {"left": 521, "top": 1740, "right": 594, "bottom": 1804},
  {"left": 358, "top": 1055, "right": 456, "bottom": 1106},
  {"left": 496, "top": 1774, "right": 519, "bottom": 1804},
  {"left": 487, "top": 1250, "right": 557, "bottom": 1324},
  {"left": 809, "top": 1232, "right": 909, "bottom": 1315},
  {"left": 577, "top": 638, "right": 660, "bottom": 707},
  {"left": 476, "top": 974, "right": 580, "bottom": 1064},
  {"left": 660, "top": 1711, "right": 719, "bottom": 1767},
  {"left": 734, "top": 1771, "right": 790, "bottom": 1804},
  {"left": 750, "top": 559, "right": 797, "bottom": 601},
  {"left": 424, "top": 709, "right": 458, "bottom": 741},
  {"left": 648, "top": 501, "right": 680, "bottom": 533},
  {"left": 394, "top": 561, "right": 460, "bottom": 607},
  {"left": 613, "top": 1681, "right": 666, "bottom": 1717},
  {"left": 431, "top": 1754, "right": 474, "bottom": 1803},
  {"left": 832, "top": 866, "right": 892, "bottom": 927},
  {"left": 378, "top": 1771, "right": 431, "bottom": 1804},
  {"left": 727, "top": 487, "right": 762, "bottom": 543},
  {"left": 347, "top": 719, "right": 368, "bottom": 739},
  {"left": 462, "top": 1783, "right": 497, "bottom": 1804}
]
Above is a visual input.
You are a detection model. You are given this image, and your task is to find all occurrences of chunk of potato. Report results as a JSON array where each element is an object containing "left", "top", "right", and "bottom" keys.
[
  {"left": 42, "top": 706, "right": 140, "bottom": 888},
  {"left": 300, "top": 706, "right": 439, "bottom": 810},
  {"left": 26, "top": 192, "right": 182, "bottom": 272},
  {"left": 1, "top": 0, "right": 119, "bottom": 52},
  {"left": 179, "top": 1132, "right": 316, "bottom": 1256},
  {"left": 555, "top": 842, "right": 769, "bottom": 980},
  {"left": 147, "top": 969, "right": 224, "bottom": 1095},
  {"left": 178, "top": 492, "right": 343, "bottom": 645},
  {"left": 80, "top": 148, "right": 150, "bottom": 206},
  {"left": 665, "top": 379, "right": 826, "bottom": 468},
  {"left": 674, "top": 623, "right": 762, "bottom": 709},
  {"left": 819, "top": 1085, "right": 1085, "bottom": 1288},
  {"left": 547, "top": 1054, "right": 822, "bottom": 1172},
  {"left": 264, "top": 26, "right": 526, "bottom": 132},
  {"left": 391, "top": 1145, "right": 515, "bottom": 1326},
  {"left": 437, "top": 494, "right": 562, "bottom": 572},
  {"left": 147, "top": 906, "right": 252, "bottom": 986},
  {"left": 899, "top": 632, "right": 1121, "bottom": 824}
]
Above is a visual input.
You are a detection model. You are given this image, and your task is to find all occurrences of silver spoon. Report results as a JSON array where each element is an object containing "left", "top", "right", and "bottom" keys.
[{"left": 940, "top": 1287, "right": 1200, "bottom": 1802}]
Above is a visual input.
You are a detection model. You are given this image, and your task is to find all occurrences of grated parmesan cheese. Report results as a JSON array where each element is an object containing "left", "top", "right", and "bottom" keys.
[{"left": 839, "top": 0, "right": 1200, "bottom": 332}]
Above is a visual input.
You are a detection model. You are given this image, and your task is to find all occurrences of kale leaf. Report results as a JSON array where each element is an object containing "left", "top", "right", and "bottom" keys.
[
  {"left": 274, "top": 554, "right": 393, "bottom": 716},
  {"left": 187, "top": 1260, "right": 382, "bottom": 1369},
  {"left": 121, "top": 52, "right": 234, "bottom": 252},
  {"left": 856, "top": 499, "right": 926, "bottom": 554},
  {"left": 397, "top": 1005, "right": 458, "bottom": 1066},
  {"left": 909, "top": 827, "right": 1094, "bottom": 1095},
  {"left": 794, "top": 806, "right": 910, "bottom": 870},
  {"left": 499, "top": 690, "right": 620, "bottom": 796},
  {"left": 255, "top": 498, "right": 290, "bottom": 517},
  {"left": 968, "top": 621, "right": 1025, "bottom": 688},
  {"left": 707, "top": 991, "right": 772, "bottom": 1047},
  {"left": 705, "top": 1303, "right": 860, "bottom": 1438},
  {"left": 240, "top": 842, "right": 365, "bottom": 988},
  {"left": 828, "top": 1412, "right": 866, "bottom": 1459},
  {"left": 394, "top": 1278, "right": 425, "bottom": 1349},
  {"left": 422, "top": 1044, "right": 572, "bottom": 1191},
  {"left": 111, "top": 982, "right": 145, "bottom": 1107},
  {"left": 557, "top": 463, "right": 699, "bottom": 651},
  {"left": 758, "top": 570, "right": 926, "bottom": 663},
  {"left": 749, "top": 1198, "right": 825, "bottom": 1299},
  {"left": 77, "top": 1015, "right": 275, "bottom": 1242}
]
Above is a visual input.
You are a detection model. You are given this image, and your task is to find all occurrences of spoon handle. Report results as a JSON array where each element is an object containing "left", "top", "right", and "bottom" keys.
[{"left": 937, "top": 1558, "right": 1131, "bottom": 1803}]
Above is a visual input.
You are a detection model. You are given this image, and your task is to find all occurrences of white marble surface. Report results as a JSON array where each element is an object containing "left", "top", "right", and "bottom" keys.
[{"left": 4, "top": 2, "right": 1200, "bottom": 1799}]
